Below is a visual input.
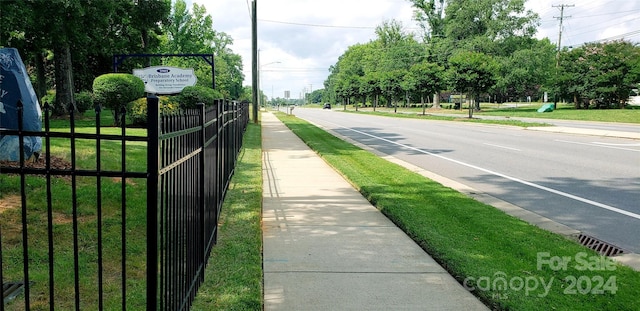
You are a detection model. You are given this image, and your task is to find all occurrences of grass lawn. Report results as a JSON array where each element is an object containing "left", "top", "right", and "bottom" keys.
[
  {"left": 1, "top": 109, "right": 264, "bottom": 310},
  {"left": 476, "top": 103, "right": 640, "bottom": 124},
  {"left": 0, "top": 112, "right": 149, "bottom": 310},
  {"left": 331, "top": 102, "right": 640, "bottom": 124},
  {"left": 344, "top": 109, "right": 551, "bottom": 127},
  {"left": 275, "top": 112, "right": 640, "bottom": 310}
]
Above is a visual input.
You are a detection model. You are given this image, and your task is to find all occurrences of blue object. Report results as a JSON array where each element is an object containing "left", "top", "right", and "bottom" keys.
[
  {"left": 0, "top": 48, "right": 42, "bottom": 160},
  {"left": 537, "top": 103, "right": 554, "bottom": 113}
]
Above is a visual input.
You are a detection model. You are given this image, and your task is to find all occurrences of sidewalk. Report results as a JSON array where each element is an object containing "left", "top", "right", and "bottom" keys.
[{"left": 261, "top": 112, "right": 488, "bottom": 310}]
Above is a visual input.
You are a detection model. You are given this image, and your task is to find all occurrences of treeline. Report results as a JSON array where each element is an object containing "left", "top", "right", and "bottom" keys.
[
  {"left": 1, "top": 0, "right": 246, "bottom": 115},
  {"left": 323, "top": 0, "right": 640, "bottom": 109}
]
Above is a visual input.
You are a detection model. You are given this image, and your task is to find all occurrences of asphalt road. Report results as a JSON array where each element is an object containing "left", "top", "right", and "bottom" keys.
[{"left": 290, "top": 108, "right": 640, "bottom": 253}]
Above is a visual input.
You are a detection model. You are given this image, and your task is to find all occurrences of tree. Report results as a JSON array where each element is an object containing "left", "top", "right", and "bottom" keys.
[
  {"left": 2, "top": 0, "right": 171, "bottom": 115},
  {"left": 557, "top": 41, "right": 640, "bottom": 109},
  {"left": 309, "top": 89, "right": 324, "bottom": 104},
  {"left": 362, "top": 71, "right": 383, "bottom": 111},
  {"left": 374, "top": 20, "right": 424, "bottom": 72},
  {"left": 324, "top": 20, "right": 423, "bottom": 109},
  {"left": 447, "top": 51, "right": 498, "bottom": 117},
  {"left": 93, "top": 74, "right": 145, "bottom": 126},
  {"left": 160, "top": 0, "right": 244, "bottom": 99},
  {"left": 406, "top": 62, "right": 445, "bottom": 111},
  {"left": 443, "top": 0, "right": 538, "bottom": 50},
  {"left": 379, "top": 70, "right": 406, "bottom": 112},
  {"left": 410, "top": 0, "right": 446, "bottom": 42},
  {"left": 493, "top": 38, "right": 556, "bottom": 103},
  {"left": 410, "top": 0, "right": 540, "bottom": 107}
]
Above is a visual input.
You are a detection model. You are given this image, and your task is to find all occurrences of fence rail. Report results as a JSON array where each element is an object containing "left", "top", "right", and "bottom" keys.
[{"left": 0, "top": 97, "right": 249, "bottom": 310}]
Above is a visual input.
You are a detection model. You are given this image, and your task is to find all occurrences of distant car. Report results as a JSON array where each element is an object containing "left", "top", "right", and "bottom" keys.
[{"left": 323, "top": 103, "right": 331, "bottom": 109}]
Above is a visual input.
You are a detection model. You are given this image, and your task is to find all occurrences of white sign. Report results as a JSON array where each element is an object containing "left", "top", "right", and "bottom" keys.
[{"left": 133, "top": 66, "right": 197, "bottom": 94}]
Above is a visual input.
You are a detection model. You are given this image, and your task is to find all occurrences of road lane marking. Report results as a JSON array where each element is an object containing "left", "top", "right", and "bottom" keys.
[
  {"left": 556, "top": 139, "right": 640, "bottom": 152},
  {"left": 483, "top": 143, "right": 521, "bottom": 151},
  {"left": 591, "top": 142, "right": 640, "bottom": 147},
  {"left": 338, "top": 126, "right": 640, "bottom": 220}
]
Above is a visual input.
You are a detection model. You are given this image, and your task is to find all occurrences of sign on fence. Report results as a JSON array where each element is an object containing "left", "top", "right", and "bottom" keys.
[{"left": 133, "top": 66, "right": 197, "bottom": 95}]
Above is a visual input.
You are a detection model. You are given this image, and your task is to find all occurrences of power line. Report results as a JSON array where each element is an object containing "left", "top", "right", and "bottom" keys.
[
  {"left": 259, "top": 18, "right": 421, "bottom": 31},
  {"left": 260, "top": 19, "right": 375, "bottom": 30},
  {"left": 553, "top": 4, "right": 574, "bottom": 67}
]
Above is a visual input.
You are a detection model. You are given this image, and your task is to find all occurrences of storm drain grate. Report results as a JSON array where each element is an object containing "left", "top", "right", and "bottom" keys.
[
  {"left": 577, "top": 234, "right": 625, "bottom": 257},
  {"left": 3, "top": 281, "right": 26, "bottom": 304}
]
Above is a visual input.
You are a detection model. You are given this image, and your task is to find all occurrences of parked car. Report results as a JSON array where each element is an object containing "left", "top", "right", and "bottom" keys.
[{"left": 323, "top": 103, "right": 331, "bottom": 109}]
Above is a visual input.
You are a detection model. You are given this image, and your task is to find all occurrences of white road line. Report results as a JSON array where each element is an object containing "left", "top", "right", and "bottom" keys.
[
  {"left": 338, "top": 125, "right": 640, "bottom": 220},
  {"left": 556, "top": 139, "right": 640, "bottom": 152},
  {"left": 592, "top": 142, "right": 640, "bottom": 147},
  {"left": 483, "top": 143, "right": 521, "bottom": 151}
]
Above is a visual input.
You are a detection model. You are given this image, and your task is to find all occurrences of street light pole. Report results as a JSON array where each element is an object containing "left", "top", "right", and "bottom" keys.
[{"left": 251, "top": 0, "right": 258, "bottom": 123}]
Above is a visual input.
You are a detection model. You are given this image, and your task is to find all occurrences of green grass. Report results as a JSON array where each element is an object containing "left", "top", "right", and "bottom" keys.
[
  {"left": 1, "top": 110, "right": 150, "bottom": 310},
  {"left": 275, "top": 112, "right": 640, "bottom": 310},
  {"left": 0, "top": 131, "right": 149, "bottom": 310},
  {"left": 190, "top": 122, "right": 263, "bottom": 310},
  {"left": 336, "top": 102, "right": 640, "bottom": 124},
  {"left": 343, "top": 109, "right": 551, "bottom": 127},
  {"left": 335, "top": 103, "right": 640, "bottom": 127},
  {"left": 2, "top": 110, "right": 265, "bottom": 310},
  {"left": 476, "top": 104, "right": 640, "bottom": 123}
]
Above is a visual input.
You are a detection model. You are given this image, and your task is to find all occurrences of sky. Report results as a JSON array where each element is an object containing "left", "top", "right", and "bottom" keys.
[{"left": 192, "top": 0, "right": 640, "bottom": 100}]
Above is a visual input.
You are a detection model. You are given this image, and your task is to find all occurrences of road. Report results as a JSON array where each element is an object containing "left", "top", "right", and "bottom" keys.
[{"left": 290, "top": 108, "right": 640, "bottom": 253}]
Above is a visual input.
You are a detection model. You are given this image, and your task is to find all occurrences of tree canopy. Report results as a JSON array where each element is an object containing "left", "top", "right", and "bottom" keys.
[
  {"left": 1, "top": 0, "right": 244, "bottom": 115},
  {"left": 324, "top": 0, "right": 639, "bottom": 110}
]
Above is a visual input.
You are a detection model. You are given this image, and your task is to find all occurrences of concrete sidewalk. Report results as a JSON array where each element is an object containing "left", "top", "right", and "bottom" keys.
[{"left": 261, "top": 112, "right": 488, "bottom": 310}]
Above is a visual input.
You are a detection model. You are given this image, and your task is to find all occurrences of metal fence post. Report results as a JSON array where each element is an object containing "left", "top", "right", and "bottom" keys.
[
  {"left": 146, "top": 95, "right": 160, "bottom": 310},
  {"left": 198, "top": 103, "right": 206, "bottom": 282}
]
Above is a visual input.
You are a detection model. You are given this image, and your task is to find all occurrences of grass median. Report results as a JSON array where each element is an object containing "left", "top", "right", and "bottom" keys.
[{"left": 274, "top": 112, "right": 639, "bottom": 310}]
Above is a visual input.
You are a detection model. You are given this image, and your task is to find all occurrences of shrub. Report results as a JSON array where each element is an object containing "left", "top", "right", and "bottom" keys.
[
  {"left": 41, "top": 90, "right": 56, "bottom": 108},
  {"left": 93, "top": 73, "right": 145, "bottom": 125},
  {"left": 40, "top": 90, "right": 94, "bottom": 115},
  {"left": 128, "top": 96, "right": 180, "bottom": 127},
  {"left": 175, "top": 86, "right": 223, "bottom": 109},
  {"left": 74, "top": 91, "right": 94, "bottom": 114}
]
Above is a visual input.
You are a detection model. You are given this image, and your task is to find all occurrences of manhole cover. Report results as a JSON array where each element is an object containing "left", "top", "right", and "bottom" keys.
[{"left": 577, "top": 234, "right": 625, "bottom": 257}]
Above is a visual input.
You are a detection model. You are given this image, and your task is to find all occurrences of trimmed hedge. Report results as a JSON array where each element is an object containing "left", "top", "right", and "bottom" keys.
[
  {"left": 175, "top": 85, "right": 223, "bottom": 108},
  {"left": 128, "top": 96, "right": 180, "bottom": 126},
  {"left": 93, "top": 73, "right": 145, "bottom": 125}
]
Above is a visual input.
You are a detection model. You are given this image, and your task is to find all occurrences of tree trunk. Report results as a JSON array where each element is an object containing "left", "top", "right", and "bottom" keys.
[
  {"left": 433, "top": 92, "right": 441, "bottom": 109},
  {"left": 392, "top": 97, "right": 396, "bottom": 113},
  {"left": 405, "top": 90, "right": 409, "bottom": 108},
  {"left": 141, "top": 29, "right": 153, "bottom": 67},
  {"left": 54, "top": 43, "right": 76, "bottom": 116},
  {"left": 33, "top": 51, "right": 47, "bottom": 101},
  {"left": 374, "top": 94, "right": 378, "bottom": 112}
]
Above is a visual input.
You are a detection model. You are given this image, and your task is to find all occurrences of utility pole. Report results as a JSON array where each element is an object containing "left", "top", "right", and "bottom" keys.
[
  {"left": 553, "top": 4, "right": 574, "bottom": 68},
  {"left": 251, "top": 0, "right": 258, "bottom": 123},
  {"left": 553, "top": 4, "right": 574, "bottom": 109}
]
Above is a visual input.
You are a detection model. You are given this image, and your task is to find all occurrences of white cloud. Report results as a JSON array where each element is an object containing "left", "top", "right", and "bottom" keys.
[{"left": 197, "top": 0, "right": 640, "bottom": 100}]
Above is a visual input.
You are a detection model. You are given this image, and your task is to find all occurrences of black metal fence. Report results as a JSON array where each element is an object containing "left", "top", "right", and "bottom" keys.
[{"left": 0, "top": 96, "right": 249, "bottom": 310}]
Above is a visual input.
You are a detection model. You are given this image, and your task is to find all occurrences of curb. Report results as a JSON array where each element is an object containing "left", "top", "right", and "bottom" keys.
[{"left": 307, "top": 119, "right": 640, "bottom": 272}]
